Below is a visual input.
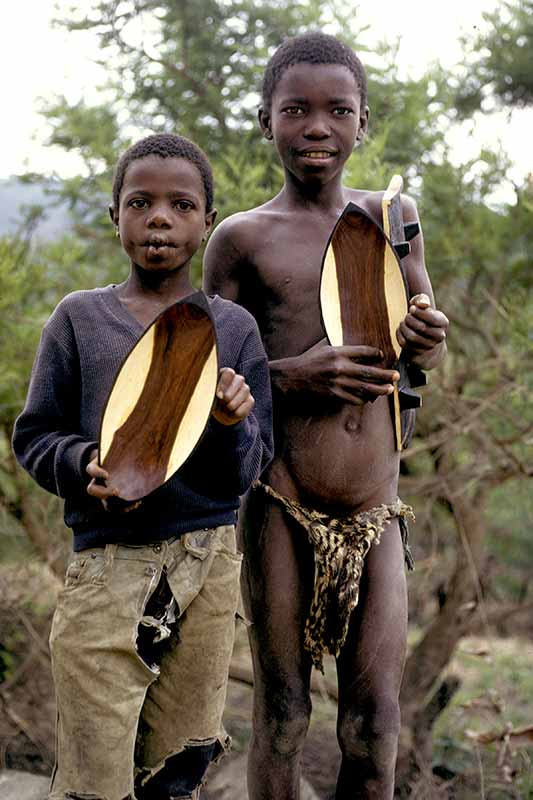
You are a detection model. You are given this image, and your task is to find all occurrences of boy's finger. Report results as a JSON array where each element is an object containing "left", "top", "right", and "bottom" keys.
[
  {"left": 398, "top": 322, "right": 441, "bottom": 350},
  {"left": 402, "top": 316, "right": 447, "bottom": 342},
  {"left": 409, "top": 307, "right": 449, "bottom": 330},
  {"left": 224, "top": 386, "right": 254, "bottom": 413},
  {"left": 341, "top": 379, "right": 396, "bottom": 396},
  {"left": 337, "top": 345, "right": 384, "bottom": 361},
  {"left": 230, "top": 396, "right": 255, "bottom": 419},
  {"left": 341, "top": 364, "right": 400, "bottom": 383},
  {"left": 86, "top": 461, "right": 109, "bottom": 480},
  {"left": 409, "top": 293, "right": 431, "bottom": 309},
  {"left": 216, "top": 367, "right": 236, "bottom": 398},
  {"left": 87, "top": 479, "right": 118, "bottom": 500},
  {"left": 218, "top": 372, "right": 245, "bottom": 402}
]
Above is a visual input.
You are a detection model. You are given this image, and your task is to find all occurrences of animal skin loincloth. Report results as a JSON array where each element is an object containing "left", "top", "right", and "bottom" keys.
[{"left": 253, "top": 481, "right": 415, "bottom": 671}]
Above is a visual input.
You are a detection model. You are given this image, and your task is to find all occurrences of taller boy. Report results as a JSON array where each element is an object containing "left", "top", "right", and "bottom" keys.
[{"left": 205, "top": 33, "right": 448, "bottom": 799}]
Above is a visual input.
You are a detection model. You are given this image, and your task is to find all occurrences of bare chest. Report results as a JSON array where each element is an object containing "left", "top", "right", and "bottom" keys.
[{"left": 248, "top": 223, "right": 334, "bottom": 358}]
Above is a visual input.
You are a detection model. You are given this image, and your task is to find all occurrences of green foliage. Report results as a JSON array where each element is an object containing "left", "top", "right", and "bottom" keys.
[
  {"left": 434, "top": 637, "right": 533, "bottom": 796},
  {"left": 56, "top": 0, "right": 367, "bottom": 152},
  {"left": 456, "top": 0, "right": 533, "bottom": 113}
]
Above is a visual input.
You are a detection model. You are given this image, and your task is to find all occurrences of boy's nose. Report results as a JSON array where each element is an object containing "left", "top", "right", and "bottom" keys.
[
  {"left": 148, "top": 208, "right": 172, "bottom": 228},
  {"left": 303, "top": 114, "right": 330, "bottom": 139}
]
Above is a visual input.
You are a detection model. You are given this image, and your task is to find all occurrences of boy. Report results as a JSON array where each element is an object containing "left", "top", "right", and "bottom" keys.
[
  {"left": 204, "top": 33, "right": 448, "bottom": 800},
  {"left": 13, "top": 133, "right": 273, "bottom": 800}
]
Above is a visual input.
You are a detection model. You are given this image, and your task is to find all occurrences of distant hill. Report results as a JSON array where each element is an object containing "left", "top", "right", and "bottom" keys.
[{"left": 0, "top": 178, "right": 73, "bottom": 241}]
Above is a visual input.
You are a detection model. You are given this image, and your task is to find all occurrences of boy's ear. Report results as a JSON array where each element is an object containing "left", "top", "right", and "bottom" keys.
[
  {"left": 356, "top": 106, "right": 370, "bottom": 143},
  {"left": 203, "top": 208, "right": 217, "bottom": 241},
  {"left": 109, "top": 204, "right": 118, "bottom": 225},
  {"left": 258, "top": 107, "right": 273, "bottom": 141}
]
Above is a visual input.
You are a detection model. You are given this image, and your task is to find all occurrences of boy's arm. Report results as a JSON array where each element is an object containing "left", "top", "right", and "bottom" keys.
[
  {"left": 203, "top": 217, "right": 243, "bottom": 302},
  {"left": 204, "top": 219, "right": 401, "bottom": 406},
  {"left": 12, "top": 327, "right": 96, "bottom": 498},
  {"left": 397, "top": 195, "right": 448, "bottom": 371}
]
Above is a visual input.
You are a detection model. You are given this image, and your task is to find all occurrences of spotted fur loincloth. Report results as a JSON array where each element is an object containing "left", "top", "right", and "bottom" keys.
[{"left": 253, "top": 481, "right": 415, "bottom": 671}]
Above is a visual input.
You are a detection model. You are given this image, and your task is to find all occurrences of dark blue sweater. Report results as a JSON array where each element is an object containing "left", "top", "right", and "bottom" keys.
[{"left": 13, "top": 287, "right": 273, "bottom": 551}]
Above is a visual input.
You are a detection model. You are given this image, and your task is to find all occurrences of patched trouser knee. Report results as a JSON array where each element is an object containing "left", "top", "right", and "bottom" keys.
[{"left": 48, "top": 526, "right": 240, "bottom": 800}]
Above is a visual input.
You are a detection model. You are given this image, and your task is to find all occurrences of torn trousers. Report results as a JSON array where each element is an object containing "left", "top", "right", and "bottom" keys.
[{"left": 48, "top": 525, "right": 241, "bottom": 800}]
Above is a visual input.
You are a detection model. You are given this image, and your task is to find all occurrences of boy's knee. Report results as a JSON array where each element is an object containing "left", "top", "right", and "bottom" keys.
[
  {"left": 338, "top": 695, "right": 401, "bottom": 764},
  {"left": 256, "top": 692, "right": 312, "bottom": 756}
]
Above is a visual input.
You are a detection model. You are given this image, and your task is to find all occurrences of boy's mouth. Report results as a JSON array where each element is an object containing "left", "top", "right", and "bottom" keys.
[
  {"left": 298, "top": 149, "right": 337, "bottom": 160},
  {"left": 144, "top": 236, "right": 176, "bottom": 249},
  {"left": 143, "top": 237, "right": 177, "bottom": 260}
]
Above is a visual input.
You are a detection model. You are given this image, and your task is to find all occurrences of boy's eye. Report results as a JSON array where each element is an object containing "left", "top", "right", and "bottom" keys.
[
  {"left": 332, "top": 107, "right": 354, "bottom": 116},
  {"left": 130, "top": 198, "right": 149, "bottom": 209},
  {"left": 282, "top": 106, "right": 304, "bottom": 116},
  {"left": 175, "top": 200, "right": 194, "bottom": 211}
]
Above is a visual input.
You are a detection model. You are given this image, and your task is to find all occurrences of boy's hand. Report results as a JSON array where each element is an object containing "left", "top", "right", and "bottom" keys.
[
  {"left": 397, "top": 294, "right": 448, "bottom": 366},
  {"left": 86, "top": 449, "right": 118, "bottom": 504},
  {"left": 212, "top": 367, "right": 255, "bottom": 426},
  {"left": 86, "top": 449, "right": 140, "bottom": 512},
  {"left": 271, "top": 339, "right": 400, "bottom": 404}
]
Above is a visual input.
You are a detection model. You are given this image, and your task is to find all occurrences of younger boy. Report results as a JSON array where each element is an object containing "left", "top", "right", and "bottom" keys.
[
  {"left": 204, "top": 33, "right": 448, "bottom": 799},
  {"left": 13, "top": 133, "right": 273, "bottom": 800}
]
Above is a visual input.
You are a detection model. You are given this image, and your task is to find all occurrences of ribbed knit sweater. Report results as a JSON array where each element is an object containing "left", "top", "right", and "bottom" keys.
[{"left": 13, "top": 286, "right": 273, "bottom": 551}]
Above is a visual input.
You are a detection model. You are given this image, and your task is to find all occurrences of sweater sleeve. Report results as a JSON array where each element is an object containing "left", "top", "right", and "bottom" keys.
[{"left": 12, "top": 324, "right": 97, "bottom": 498}]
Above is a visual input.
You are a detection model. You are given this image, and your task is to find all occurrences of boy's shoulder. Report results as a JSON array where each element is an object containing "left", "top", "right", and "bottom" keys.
[
  {"left": 208, "top": 197, "right": 287, "bottom": 257},
  {"left": 45, "top": 286, "right": 113, "bottom": 329}
]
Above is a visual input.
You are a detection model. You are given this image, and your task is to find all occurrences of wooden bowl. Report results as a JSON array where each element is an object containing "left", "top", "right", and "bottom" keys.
[
  {"left": 99, "top": 291, "right": 218, "bottom": 502},
  {"left": 320, "top": 201, "right": 408, "bottom": 368}
]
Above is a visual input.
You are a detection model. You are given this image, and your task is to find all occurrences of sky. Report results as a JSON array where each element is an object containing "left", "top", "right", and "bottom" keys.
[{"left": 2, "top": 0, "right": 531, "bottom": 202}]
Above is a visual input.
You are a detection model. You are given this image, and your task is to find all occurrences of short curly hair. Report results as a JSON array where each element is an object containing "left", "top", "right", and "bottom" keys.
[
  {"left": 261, "top": 32, "right": 367, "bottom": 112},
  {"left": 112, "top": 133, "right": 214, "bottom": 212}
]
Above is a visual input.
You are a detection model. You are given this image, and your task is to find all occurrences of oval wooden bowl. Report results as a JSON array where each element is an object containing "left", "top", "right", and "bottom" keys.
[
  {"left": 99, "top": 291, "right": 218, "bottom": 502},
  {"left": 320, "top": 202, "right": 408, "bottom": 368}
]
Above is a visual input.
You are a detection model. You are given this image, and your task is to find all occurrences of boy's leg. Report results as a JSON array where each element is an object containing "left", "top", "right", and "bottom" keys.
[
  {"left": 48, "top": 544, "right": 165, "bottom": 800},
  {"left": 240, "top": 488, "right": 315, "bottom": 800},
  {"left": 135, "top": 526, "right": 241, "bottom": 800},
  {"left": 335, "top": 518, "right": 408, "bottom": 800}
]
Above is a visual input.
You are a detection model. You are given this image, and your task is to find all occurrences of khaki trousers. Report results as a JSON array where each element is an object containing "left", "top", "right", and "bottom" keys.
[{"left": 48, "top": 525, "right": 241, "bottom": 800}]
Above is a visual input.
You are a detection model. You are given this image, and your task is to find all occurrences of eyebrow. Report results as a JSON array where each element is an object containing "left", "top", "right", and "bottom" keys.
[
  {"left": 277, "top": 95, "right": 355, "bottom": 105},
  {"left": 123, "top": 188, "right": 200, "bottom": 200},
  {"left": 278, "top": 96, "right": 308, "bottom": 104}
]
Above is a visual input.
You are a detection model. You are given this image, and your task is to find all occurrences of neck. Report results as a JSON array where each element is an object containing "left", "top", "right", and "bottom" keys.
[
  {"left": 122, "top": 264, "right": 195, "bottom": 304},
  {"left": 282, "top": 170, "right": 348, "bottom": 211}
]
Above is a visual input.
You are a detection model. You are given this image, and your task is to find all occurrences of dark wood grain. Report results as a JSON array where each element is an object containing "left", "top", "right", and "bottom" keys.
[
  {"left": 100, "top": 297, "right": 217, "bottom": 501},
  {"left": 321, "top": 203, "right": 408, "bottom": 370}
]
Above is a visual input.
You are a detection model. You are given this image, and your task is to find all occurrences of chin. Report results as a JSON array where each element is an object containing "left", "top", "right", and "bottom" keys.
[{"left": 296, "top": 167, "right": 336, "bottom": 186}]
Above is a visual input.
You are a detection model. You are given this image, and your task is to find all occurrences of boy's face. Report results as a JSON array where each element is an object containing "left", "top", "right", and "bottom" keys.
[
  {"left": 112, "top": 156, "right": 215, "bottom": 274},
  {"left": 260, "top": 63, "right": 368, "bottom": 185}
]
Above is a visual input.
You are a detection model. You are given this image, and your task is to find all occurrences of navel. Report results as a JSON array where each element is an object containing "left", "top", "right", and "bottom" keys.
[{"left": 344, "top": 411, "right": 363, "bottom": 434}]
